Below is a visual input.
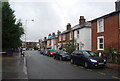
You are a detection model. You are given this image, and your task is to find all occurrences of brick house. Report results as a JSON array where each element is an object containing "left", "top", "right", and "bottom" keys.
[
  {"left": 47, "top": 34, "right": 52, "bottom": 49},
  {"left": 22, "top": 41, "right": 38, "bottom": 50},
  {"left": 91, "top": 0, "right": 120, "bottom": 52},
  {"left": 57, "top": 23, "right": 73, "bottom": 49}
]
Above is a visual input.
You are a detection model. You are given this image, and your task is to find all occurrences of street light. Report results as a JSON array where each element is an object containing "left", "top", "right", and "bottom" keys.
[{"left": 24, "top": 19, "right": 34, "bottom": 50}]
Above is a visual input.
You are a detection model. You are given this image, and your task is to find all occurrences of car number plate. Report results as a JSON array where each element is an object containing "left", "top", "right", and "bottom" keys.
[{"left": 98, "top": 63, "right": 104, "bottom": 65}]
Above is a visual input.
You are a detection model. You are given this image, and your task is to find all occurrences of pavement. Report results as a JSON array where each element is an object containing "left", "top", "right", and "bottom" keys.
[
  {"left": 1, "top": 51, "right": 120, "bottom": 79},
  {"left": 2, "top": 52, "right": 28, "bottom": 79}
]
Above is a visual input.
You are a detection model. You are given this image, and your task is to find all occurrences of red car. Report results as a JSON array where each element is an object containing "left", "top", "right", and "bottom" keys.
[{"left": 47, "top": 49, "right": 57, "bottom": 57}]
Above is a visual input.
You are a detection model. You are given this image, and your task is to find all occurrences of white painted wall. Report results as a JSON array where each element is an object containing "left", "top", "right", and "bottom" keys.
[{"left": 74, "top": 27, "right": 91, "bottom": 51}]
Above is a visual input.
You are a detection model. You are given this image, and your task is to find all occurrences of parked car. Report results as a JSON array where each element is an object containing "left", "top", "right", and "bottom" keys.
[
  {"left": 47, "top": 49, "right": 57, "bottom": 57},
  {"left": 40, "top": 49, "right": 46, "bottom": 55},
  {"left": 53, "top": 50, "right": 71, "bottom": 61},
  {"left": 70, "top": 50, "right": 106, "bottom": 68}
]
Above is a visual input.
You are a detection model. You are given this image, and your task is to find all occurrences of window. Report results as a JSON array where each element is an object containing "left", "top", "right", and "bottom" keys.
[
  {"left": 77, "top": 43, "right": 79, "bottom": 50},
  {"left": 63, "top": 34, "right": 66, "bottom": 41},
  {"left": 97, "top": 36, "right": 104, "bottom": 50},
  {"left": 97, "top": 19, "right": 104, "bottom": 33},
  {"left": 70, "top": 32, "right": 72, "bottom": 40},
  {"left": 77, "top": 30, "right": 79, "bottom": 38},
  {"left": 59, "top": 35, "right": 61, "bottom": 41}
]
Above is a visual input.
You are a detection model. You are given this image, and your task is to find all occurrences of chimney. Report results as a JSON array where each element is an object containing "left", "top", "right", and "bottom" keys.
[
  {"left": 48, "top": 34, "right": 51, "bottom": 36},
  {"left": 52, "top": 32, "right": 55, "bottom": 37},
  {"left": 115, "top": 0, "right": 120, "bottom": 11},
  {"left": 79, "top": 16, "right": 86, "bottom": 25},
  {"left": 44, "top": 37, "right": 47, "bottom": 40},
  {"left": 66, "top": 23, "right": 71, "bottom": 30},
  {"left": 57, "top": 30, "right": 61, "bottom": 35}
]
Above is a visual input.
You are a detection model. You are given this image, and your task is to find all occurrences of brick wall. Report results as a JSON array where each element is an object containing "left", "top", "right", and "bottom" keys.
[{"left": 92, "top": 13, "right": 119, "bottom": 52}]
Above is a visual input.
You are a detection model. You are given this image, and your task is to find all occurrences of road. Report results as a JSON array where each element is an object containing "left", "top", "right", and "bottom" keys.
[{"left": 24, "top": 51, "right": 119, "bottom": 79}]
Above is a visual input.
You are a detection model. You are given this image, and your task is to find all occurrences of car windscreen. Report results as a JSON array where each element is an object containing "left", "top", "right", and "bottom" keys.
[{"left": 83, "top": 51, "right": 95, "bottom": 57}]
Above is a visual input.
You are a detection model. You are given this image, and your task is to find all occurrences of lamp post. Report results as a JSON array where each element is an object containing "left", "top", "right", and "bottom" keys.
[{"left": 24, "top": 19, "right": 34, "bottom": 50}]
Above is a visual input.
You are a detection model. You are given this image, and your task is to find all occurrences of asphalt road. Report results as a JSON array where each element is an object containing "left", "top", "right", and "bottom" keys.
[{"left": 25, "top": 51, "right": 119, "bottom": 79}]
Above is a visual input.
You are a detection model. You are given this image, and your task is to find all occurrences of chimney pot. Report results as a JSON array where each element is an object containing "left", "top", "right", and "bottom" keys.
[
  {"left": 115, "top": 0, "right": 120, "bottom": 11},
  {"left": 57, "top": 30, "right": 61, "bottom": 35},
  {"left": 66, "top": 23, "right": 71, "bottom": 30},
  {"left": 52, "top": 33, "right": 55, "bottom": 37},
  {"left": 79, "top": 16, "right": 86, "bottom": 25}
]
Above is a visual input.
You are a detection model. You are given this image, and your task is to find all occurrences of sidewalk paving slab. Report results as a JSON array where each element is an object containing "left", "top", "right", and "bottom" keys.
[{"left": 2, "top": 52, "right": 27, "bottom": 79}]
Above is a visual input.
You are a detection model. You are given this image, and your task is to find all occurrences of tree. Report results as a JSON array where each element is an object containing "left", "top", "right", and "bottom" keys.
[
  {"left": 2, "top": 2, "right": 24, "bottom": 49},
  {"left": 62, "top": 39, "right": 76, "bottom": 53}
]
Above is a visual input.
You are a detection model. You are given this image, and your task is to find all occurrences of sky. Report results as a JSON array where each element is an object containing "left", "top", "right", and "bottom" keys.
[{"left": 9, "top": 0, "right": 117, "bottom": 42}]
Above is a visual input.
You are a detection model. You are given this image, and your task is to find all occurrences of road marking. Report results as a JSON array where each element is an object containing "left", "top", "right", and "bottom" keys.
[
  {"left": 98, "top": 72, "right": 106, "bottom": 75},
  {"left": 80, "top": 66, "right": 84, "bottom": 68},
  {"left": 112, "top": 76, "right": 120, "bottom": 79},
  {"left": 23, "top": 58, "right": 27, "bottom": 75},
  {"left": 89, "top": 69, "right": 93, "bottom": 71}
]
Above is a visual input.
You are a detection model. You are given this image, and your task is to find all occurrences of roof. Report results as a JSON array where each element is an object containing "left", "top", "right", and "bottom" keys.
[
  {"left": 72, "top": 22, "right": 91, "bottom": 31},
  {"left": 91, "top": 10, "right": 120, "bottom": 22},
  {"left": 59, "top": 22, "right": 91, "bottom": 35}
]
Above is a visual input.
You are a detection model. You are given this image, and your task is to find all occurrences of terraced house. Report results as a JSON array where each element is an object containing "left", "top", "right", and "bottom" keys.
[
  {"left": 91, "top": 0, "right": 120, "bottom": 53},
  {"left": 45, "top": 16, "right": 92, "bottom": 51},
  {"left": 72, "top": 16, "right": 91, "bottom": 50}
]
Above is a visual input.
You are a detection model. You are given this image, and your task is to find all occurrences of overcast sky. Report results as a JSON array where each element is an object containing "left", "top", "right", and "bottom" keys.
[{"left": 9, "top": 0, "right": 116, "bottom": 42}]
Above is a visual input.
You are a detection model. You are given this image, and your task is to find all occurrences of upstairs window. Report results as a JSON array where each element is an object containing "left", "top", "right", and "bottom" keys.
[
  {"left": 63, "top": 34, "right": 66, "bottom": 41},
  {"left": 97, "top": 19, "right": 104, "bottom": 33},
  {"left": 70, "top": 32, "right": 72, "bottom": 40},
  {"left": 59, "top": 35, "right": 61, "bottom": 41},
  {"left": 77, "top": 30, "right": 79, "bottom": 38}
]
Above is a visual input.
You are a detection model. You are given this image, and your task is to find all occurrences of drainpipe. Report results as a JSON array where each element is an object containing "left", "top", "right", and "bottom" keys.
[{"left": 118, "top": 12, "right": 120, "bottom": 52}]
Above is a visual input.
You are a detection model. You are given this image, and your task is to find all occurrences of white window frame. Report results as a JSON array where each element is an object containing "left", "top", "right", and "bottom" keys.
[
  {"left": 97, "top": 18, "right": 104, "bottom": 33},
  {"left": 59, "top": 35, "right": 61, "bottom": 41},
  {"left": 63, "top": 34, "right": 66, "bottom": 41},
  {"left": 70, "top": 32, "right": 72, "bottom": 40},
  {"left": 77, "top": 30, "right": 79, "bottom": 38},
  {"left": 97, "top": 36, "right": 104, "bottom": 50}
]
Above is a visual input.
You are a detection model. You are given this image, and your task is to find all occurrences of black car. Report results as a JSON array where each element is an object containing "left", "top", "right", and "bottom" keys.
[
  {"left": 70, "top": 50, "right": 106, "bottom": 68},
  {"left": 53, "top": 50, "right": 71, "bottom": 61}
]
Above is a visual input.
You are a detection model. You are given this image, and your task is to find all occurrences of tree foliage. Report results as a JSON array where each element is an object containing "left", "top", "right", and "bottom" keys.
[
  {"left": 2, "top": 2, "right": 24, "bottom": 49},
  {"left": 62, "top": 39, "right": 76, "bottom": 54}
]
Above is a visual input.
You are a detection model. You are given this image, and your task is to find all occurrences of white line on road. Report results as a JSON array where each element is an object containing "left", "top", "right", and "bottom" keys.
[
  {"left": 98, "top": 72, "right": 106, "bottom": 75},
  {"left": 23, "top": 58, "right": 27, "bottom": 75},
  {"left": 23, "top": 57, "right": 28, "bottom": 80},
  {"left": 112, "top": 76, "right": 120, "bottom": 79},
  {"left": 89, "top": 69, "right": 93, "bottom": 71}
]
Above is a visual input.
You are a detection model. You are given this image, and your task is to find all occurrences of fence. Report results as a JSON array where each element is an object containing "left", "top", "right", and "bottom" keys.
[{"left": 101, "top": 53, "right": 120, "bottom": 64}]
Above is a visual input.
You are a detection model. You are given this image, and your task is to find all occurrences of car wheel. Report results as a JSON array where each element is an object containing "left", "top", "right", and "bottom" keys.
[
  {"left": 59, "top": 57, "right": 63, "bottom": 61},
  {"left": 84, "top": 62, "right": 88, "bottom": 68},
  {"left": 71, "top": 59, "right": 74, "bottom": 64}
]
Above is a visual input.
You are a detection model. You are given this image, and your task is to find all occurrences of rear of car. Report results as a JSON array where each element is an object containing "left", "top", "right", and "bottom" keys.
[
  {"left": 53, "top": 50, "right": 71, "bottom": 61},
  {"left": 48, "top": 49, "right": 57, "bottom": 57}
]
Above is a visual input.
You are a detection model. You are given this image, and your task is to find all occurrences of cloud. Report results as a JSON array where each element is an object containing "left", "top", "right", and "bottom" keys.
[{"left": 9, "top": 0, "right": 116, "bottom": 41}]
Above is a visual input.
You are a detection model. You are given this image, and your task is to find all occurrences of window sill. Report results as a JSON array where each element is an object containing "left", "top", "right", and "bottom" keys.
[
  {"left": 97, "top": 49, "right": 104, "bottom": 51},
  {"left": 97, "top": 31, "right": 104, "bottom": 33}
]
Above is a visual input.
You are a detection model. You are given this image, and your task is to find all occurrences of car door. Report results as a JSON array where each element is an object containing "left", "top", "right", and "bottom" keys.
[
  {"left": 71, "top": 50, "right": 78, "bottom": 63},
  {"left": 75, "top": 51, "right": 83, "bottom": 64},
  {"left": 78, "top": 51, "right": 85, "bottom": 65}
]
